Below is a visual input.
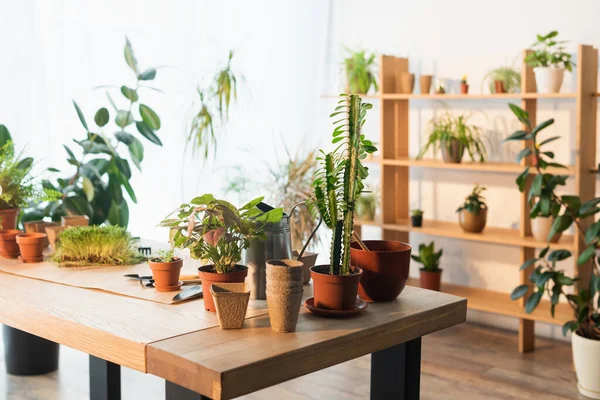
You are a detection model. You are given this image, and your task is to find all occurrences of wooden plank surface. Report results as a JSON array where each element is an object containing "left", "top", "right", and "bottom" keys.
[{"left": 147, "top": 286, "right": 467, "bottom": 400}]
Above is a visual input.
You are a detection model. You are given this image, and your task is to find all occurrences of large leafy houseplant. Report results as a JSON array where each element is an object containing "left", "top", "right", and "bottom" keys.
[
  {"left": 343, "top": 49, "right": 378, "bottom": 95},
  {"left": 524, "top": 31, "right": 574, "bottom": 71}
]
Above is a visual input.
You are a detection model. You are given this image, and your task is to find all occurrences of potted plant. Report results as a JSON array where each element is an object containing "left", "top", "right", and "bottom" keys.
[
  {"left": 483, "top": 66, "right": 521, "bottom": 93},
  {"left": 411, "top": 209, "right": 423, "bottom": 227},
  {"left": 434, "top": 80, "right": 446, "bottom": 94},
  {"left": 266, "top": 259, "right": 304, "bottom": 332},
  {"left": 460, "top": 75, "right": 469, "bottom": 94},
  {"left": 417, "top": 112, "right": 487, "bottom": 164},
  {"left": 343, "top": 49, "right": 378, "bottom": 94},
  {"left": 355, "top": 193, "right": 376, "bottom": 221},
  {"left": 411, "top": 242, "right": 443, "bottom": 291},
  {"left": 525, "top": 31, "right": 574, "bottom": 93},
  {"left": 456, "top": 184, "right": 488, "bottom": 233},
  {"left": 505, "top": 103, "right": 600, "bottom": 398},
  {"left": 160, "top": 194, "right": 283, "bottom": 312},
  {"left": 307, "top": 93, "right": 377, "bottom": 311},
  {"left": 148, "top": 248, "right": 183, "bottom": 292}
]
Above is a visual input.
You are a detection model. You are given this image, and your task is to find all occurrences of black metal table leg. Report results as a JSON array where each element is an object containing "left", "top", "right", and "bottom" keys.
[
  {"left": 166, "top": 381, "right": 211, "bottom": 400},
  {"left": 90, "top": 355, "right": 121, "bottom": 400},
  {"left": 370, "top": 337, "right": 422, "bottom": 400}
]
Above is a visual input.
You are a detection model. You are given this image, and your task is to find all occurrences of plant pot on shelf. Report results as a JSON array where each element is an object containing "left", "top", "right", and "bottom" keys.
[
  {"left": 210, "top": 283, "right": 251, "bottom": 329},
  {"left": 292, "top": 250, "right": 319, "bottom": 285},
  {"left": 3, "top": 325, "right": 59, "bottom": 375},
  {"left": 420, "top": 269, "right": 442, "bottom": 291},
  {"left": 62, "top": 215, "right": 89, "bottom": 227},
  {"left": 149, "top": 258, "right": 183, "bottom": 292},
  {"left": 441, "top": 138, "right": 465, "bottom": 163},
  {"left": 531, "top": 216, "right": 562, "bottom": 243},
  {"left": 198, "top": 265, "right": 248, "bottom": 312},
  {"left": 460, "top": 83, "right": 469, "bottom": 94},
  {"left": 45, "top": 226, "right": 68, "bottom": 253},
  {"left": 397, "top": 73, "right": 415, "bottom": 94},
  {"left": 15, "top": 233, "right": 46, "bottom": 263},
  {"left": 419, "top": 75, "right": 433, "bottom": 94},
  {"left": 0, "top": 208, "right": 19, "bottom": 230},
  {"left": 572, "top": 332, "right": 600, "bottom": 399},
  {"left": 411, "top": 215, "right": 423, "bottom": 227},
  {"left": 266, "top": 259, "right": 304, "bottom": 332},
  {"left": 458, "top": 208, "right": 487, "bottom": 233},
  {"left": 0, "top": 230, "right": 23, "bottom": 258},
  {"left": 350, "top": 240, "right": 411, "bottom": 302},
  {"left": 494, "top": 80, "right": 506, "bottom": 93},
  {"left": 533, "top": 67, "right": 565, "bottom": 94},
  {"left": 310, "top": 265, "right": 362, "bottom": 310}
]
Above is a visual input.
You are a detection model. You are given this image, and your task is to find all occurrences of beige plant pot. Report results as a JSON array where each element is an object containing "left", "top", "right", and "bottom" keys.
[
  {"left": 458, "top": 208, "right": 487, "bottom": 233},
  {"left": 266, "top": 259, "right": 304, "bottom": 332},
  {"left": 293, "top": 251, "right": 319, "bottom": 284},
  {"left": 210, "top": 283, "right": 251, "bottom": 329},
  {"left": 420, "top": 75, "right": 433, "bottom": 94},
  {"left": 62, "top": 215, "right": 89, "bottom": 227},
  {"left": 45, "top": 226, "right": 68, "bottom": 253},
  {"left": 533, "top": 67, "right": 565, "bottom": 94},
  {"left": 397, "top": 73, "right": 415, "bottom": 94},
  {"left": 572, "top": 332, "right": 600, "bottom": 399},
  {"left": 531, "top": 216, "right": 561, "bottom": 243}
]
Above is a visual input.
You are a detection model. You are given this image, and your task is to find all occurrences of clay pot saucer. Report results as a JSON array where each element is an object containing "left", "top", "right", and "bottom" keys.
[
  {"left": 304, "top": 297, "right": 367, "bottom": 318},
  {"left": 18, "top": 255, "right": 45, "bottom": 264},
  {"left": 153, "top": 281, "right": 183, "bottom": 292}
]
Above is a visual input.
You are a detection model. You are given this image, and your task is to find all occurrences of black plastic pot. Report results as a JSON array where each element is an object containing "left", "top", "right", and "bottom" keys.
[
  {"left": 3, "top": 325, "right": 59, "bottom": 375},
  {"left": 411, "top": 215, "right": 423, "bottom": 227}
]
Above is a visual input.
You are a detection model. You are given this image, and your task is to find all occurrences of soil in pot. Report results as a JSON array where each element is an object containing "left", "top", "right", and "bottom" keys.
[
  {"left": 198, "top": 265, "right": 248, "bottom": 312},
  {"left": 0, "top": 229, "right": 23, "bottom": 258},
  {"left": 411, "top": 215, "right": 423, "bottom": 227},
  {"left": 572, "top": 331, "right": 600, "bottom": 399},
  {"left": 15, "top": 233, "right": 46, "bottom": 262},
  {"left": 211, "top": 283, "right": 251, "bottom": 329},
  {"left": 531, "top": 216, "right": 562, "bottom": 243},
  {"left": 149, "top": 258, "right": 183, "bottom": 291},
  {"left": 458, "top": 208, "right": 487, "bottom": 233},
  {"left": 441, "top": 138, "right": 464, "bottom": 163},
  {"left": 350, "top": 240, "right": 411, "bottom": 302},
  {"left": 310, "top": 265, "right": 362, "bottom": 310},
  {"left": 420, "top": 269, "right": 442, "bottom": 291},
  {"left": 0, "top": 208, "right": 19, "bottom": 230}
]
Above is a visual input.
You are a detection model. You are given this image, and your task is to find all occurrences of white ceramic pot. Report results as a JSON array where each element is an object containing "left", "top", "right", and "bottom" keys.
[
  {"left": 533, "top": 67, "right": 565, "bottom": 93},
  {"left": 572, "top": 332, "right": 600, "bottom": 399},
  {"left": 531, "top": 216, "right": 561, "bottom": 243}
]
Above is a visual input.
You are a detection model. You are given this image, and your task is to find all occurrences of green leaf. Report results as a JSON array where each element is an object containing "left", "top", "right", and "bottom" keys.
[
  {"left": 525, "top": 291, "right": 542, "bottom": 313},
  {"left": 139, "top": 104, "right": 161, "bottom": 129},
  {"left": 82, "top": 176, "right": 95, "bottom": 202},
  {"left": 73, "top": 100, "right": 89, "bottom": 131},
  {"left": 539, "top": 246, "right": 549, "bottom": 258},
  {"left": 531, "top": 174, "right": 543, "bottom": 196},
  {"left": 115, "top": 157, "right": 132, "bottom": 180},
  {"left": 562, "top": 320, "right": 577, "bottom": 336},
  {"left": 115, "top": 132, "right": 134, "bottom": 145},
  {"left": 15, "top": 157, "right": 33, "bottom": 170},
  {"left": 556, "top": 274, "right": 575, "bottom": 286},
  {"left": 115, "top": 110, "right": 134, "bottom": 128},
  {"left": 561, "top": 195, "right": 581, "bottom": 212},
  {"left": 516, "top": 147, "right": 533, "bottom": 163},
  {"left": 516, "top": 168, "right": 529, "bottom": 192},
  {"left": 504, "top": 130, "right": 528, "bottom": 141},
  {"left": 124, "top": 37, "right": 138, "bottom": 74},
  {"left": 255, "top": 207, "right": 284, "bottom": 223},
  {"left": 63, "top": 145, "right": 76, "bottom": 160},
  {"left": 135, "top": 121, "right": 162, "bottom": 145},
  {"left": 529, "top": 118, "right": 554, "bottom": 139},
  {"left": 519, "top": 258, "right": 538, "bottom": 271},
  {"left": 580, "top": 198, "right": 600, "bottom": 215},
  {"left": 511, "top": 284, "right": 530, "bottom": 300},
  {"left": 548, "top": 249, "right": 571, "bottom": 262},
  {"left": 549, "top": 215, "right": 573, "bottom": 241},
  {"left": 108, "top": 173, "right": 123, "bottom": 204},
  {"left": 585, "top": 220, "right": 600, "bottom": 244},
  {"left": 577, "top": 246, "right": 596, "bottom": 265},
  {"left": 138, "top": 68, "right": 156, "bottom": 81},
  {"left": 128, "top": 137, "right": 144, "bottom": 170},
  {"left": 63, "top": 195, "right": 93, "bottom": 218},
  {"left": 508, "top": 103, "right": 530, "bottom": 128},
  {"left": 538, "top": 136, "right": 561, "bottom": 146},
  {"left": 0, "top": 124, "right": 12, "bottom": 148},
  {"left": 120, "top": 86, "right": 139, "bottom": 102},
  {"left": 190, "top": 194, "right": 216, "bottom": 205},
  {"left": 94, "top": 107, "right": 109, "bottom": 127},
  {"left": 107, "top": 200, "right": 129, "bottom": 228},
  {"left": 116, "top": 172, "right": 137, "bottom": 203}
]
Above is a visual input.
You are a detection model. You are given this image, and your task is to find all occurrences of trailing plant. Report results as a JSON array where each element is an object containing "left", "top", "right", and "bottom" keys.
[
  {"left": 27, "top": 38, "right": 164, "bottom": 228},
  {"left": 343, "top": 49, "right": 378, "bottom": 94},
  {"left": 411, "top": 242, "right": 442, "bottom": 272},
  {"left": 52, "top": 225, "right": 145, "bottom": 267},
  {"left": 160, "top": 194, "right": 283, "bottom": 274},
  {"left": 456, "top": 184, "right": 487, "bottom": 215},
  {"left": 483, "top": 66, "right": 521, "bottom": 93},
  {"left": 524, "top": 31, "right": 574, "bottom": 71},
  {"left": 307, "top": 94, "right": 377, "bottom": 275},
  {"left": 417, "top": 112, "right": 487, "bottom": 162},
  {"left": 411, "top": 209, "right": 424, "bottom": 217},
  {"left": 149, "top": 248, "right": 178, "bottom": 263},
  {"left": 504, "top": 103, "right": 599, "bottom": 340}
]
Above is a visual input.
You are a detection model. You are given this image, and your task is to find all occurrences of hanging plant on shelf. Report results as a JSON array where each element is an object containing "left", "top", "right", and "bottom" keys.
[{"left": 343, "top": 48, "right": 378, "bottom": 95}]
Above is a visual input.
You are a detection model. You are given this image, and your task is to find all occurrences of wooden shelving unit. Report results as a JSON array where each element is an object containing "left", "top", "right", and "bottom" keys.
[{"left": 350, "top": 45, "right": 598, "bottom": 352}]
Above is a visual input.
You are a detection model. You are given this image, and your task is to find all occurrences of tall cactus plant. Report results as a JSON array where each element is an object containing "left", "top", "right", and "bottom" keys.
[{"left": 308, "top": 94, "right": 377, "bottom": 275}]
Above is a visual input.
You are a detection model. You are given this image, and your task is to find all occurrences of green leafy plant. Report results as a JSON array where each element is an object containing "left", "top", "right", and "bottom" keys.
[
  {"left": 307, "top": 94, "right": 377, "bottom": 275},
  {"left": 417, "top": 112, "right": 487, "bottom": 162},
  {"left": 460, "top": 75, "right": 468, "bottom": 85},
  {"left": 27, "top": 38, "right": 163, "bottom": 228},
  {"left": 411, "top": 242, "right": 442, "bottom": 272},
  {"left": 343, "top": 49, "right": 378, "bottom": 94},
  {"left": 483, "top": 66, "right": 521, "bottom": 93},
  {"left": 355, "top": 193, "right": 377, "bottom": 221},
  {"left": 524, "top": 31, "right": 574, "bottom": 71},
  {"left": 52, "top": 225, "right": 145, "bottom": 267},
  {"left": 160, "top": 194, "right": 283, "bottom": 273},
  {"left": 149, "top": 248, "right": 178, "bottom": 263},
  {"left": 504, "top": 103, "right": 599, "bottom": 339},
  {"left": 411, "top": 209, "right": 424, "bottom": 217},
  {"left": 456, "top": 185, "right": 487, "bottom": 215}
]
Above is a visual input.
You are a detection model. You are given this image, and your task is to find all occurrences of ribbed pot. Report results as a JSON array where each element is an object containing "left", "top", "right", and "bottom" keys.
[
  {"left": 572, "top": 332, "right": 600, "bottom": 399},
  {"left": 458, "top": 208, "right": 487, "bottom": 233},
  {"left": 531, "top": 216, "right": 562, "bottom": 243},
  {"left": 310, "top": 265, "right": 362, "bottom": 310},
  {"left": 441, "top": 138, "right": 464, "bottom": 163},
  {"left": 0, "top": 229, "right": 23, "bottom": 258},
  {"left": 0, "top": 208, "right": 19, "bottom": 230},
  {"left": 198, "top": 265, "right": 248, "bottom": 312},
  {"left": 211, "top": 283, "right": 251, "bottom": 329}
]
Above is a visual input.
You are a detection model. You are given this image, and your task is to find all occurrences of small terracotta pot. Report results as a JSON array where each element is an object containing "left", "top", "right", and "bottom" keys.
[
  {"left": 44, "top": 226, "right": 68, "bottom": 253},
  {"left": 411, "top": 215, "right": 423, "bottom": 227},
  {"left": 266, "top": 289, "right": 304, "bottom": 333},
  {"left": 0, "top": 209, "right": 19, "bottom": 230},
  {"left": 62, "top": 215, "right": 89, "bottom": 227},
  {"left": 0, "top": 229, "right": 23, "bottom": 258},
  {"left": 420, "top": 269, "right": 442, "bottom": 291},
  {"left": 211, "top": 283, "right": 251, "bottom": 329},
  {"left": 293, "top": 251, "right": 319, "bottom": 284},
  {"left": 198, "top": 265, "right": 248, "bottom": 312},
  {"left": 397, "top": 73, "right": 415, "bottom": 94},
  {"left": 532, "top": 216, "right": 561, "bottom": 243},
  {"left": 310, "top": 265, "right": 362, "bottom": 310},
  {"left": 458, "top": 208, "right": 487, "bottom": 233},
  {"left": 24, "top": 221, "right": 58, "bottom": 248},
  {"left": 149, "top": 258, "right": 183, "bottom": 291},
  {"left": 420, "top": 75, "right": 433, "bottom": 94},
  {"left": 494, "top": 80, "right": 505, "bottom": 93},
  {"left": 441, "top": 138, "right": 464, "bottom": 163},
  {"left": 16, "top": 233, "right": 47, "bottom": 262},
  {"left": 460, "top": 83, "right": 469, "bottom": 94},
  {"left": 350, "top": 240, "right": 411, "bottom": 302}
]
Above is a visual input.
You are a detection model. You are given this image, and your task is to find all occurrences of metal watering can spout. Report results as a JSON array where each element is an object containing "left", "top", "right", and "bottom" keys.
[{"left": 290, "top": 201, "right": 322, "bottom": 260}]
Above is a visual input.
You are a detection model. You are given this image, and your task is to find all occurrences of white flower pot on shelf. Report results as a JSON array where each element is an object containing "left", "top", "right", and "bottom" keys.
[
  {"left": 572, "top": 332, "right": 600, "bottom": 399},
  {"left": 531, "top": 216, "right": 561, "bottom": 243},
  {"left": 533, "top": 67, "right": 565, "bottom": 93}
]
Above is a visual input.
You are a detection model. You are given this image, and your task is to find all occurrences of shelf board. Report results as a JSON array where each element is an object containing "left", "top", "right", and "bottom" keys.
[{"left": 381, "top": 92, "right": 578, "bottom": 100}]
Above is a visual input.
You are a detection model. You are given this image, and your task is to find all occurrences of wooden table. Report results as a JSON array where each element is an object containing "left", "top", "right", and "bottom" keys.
[{"left": 0, "top": 270, "right": 466, "bottom": 400}]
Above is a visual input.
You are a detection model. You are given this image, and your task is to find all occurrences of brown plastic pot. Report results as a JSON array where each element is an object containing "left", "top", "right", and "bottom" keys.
[
  {"left": 494, "top": 80, "right": 506, "bottom": 93},
  {"left": 16, "top": 233, "right": 47, "bottom": 262},
  {"left": 198, "top": 265, "right": 248, "bottom": 312},
  {"left": 149, "top": 258, "right": 183, "bottom": 291},
  {"left": 441, "top": 138, "right": 464, "bottom": 163},
  {"left": 0, "top": 209, "right": 19, "bottom": 230},
  {"left": 420, "top": 269, "right": 442, "bottom": 291},
  {"left": 350, "top": 240, "right": 412, "bottom": 302},
  {"left": 0, "top": 230, "right": 23, "bottom": 258},
  {"left": 310, "top": 265, "right": 362, "bottom": 310},
  {"left": 458, "top": 208, "right": 487, "bottom": 233}
]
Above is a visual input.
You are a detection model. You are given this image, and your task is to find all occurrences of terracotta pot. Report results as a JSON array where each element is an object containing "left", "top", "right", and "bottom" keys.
[
  {"left": 149, "top": 258, "right": 183, "bottom": 291},
  {"left": 572, "top": 331, "right": 600, "bottom": 399},
  {"left": 458, "top": 208, "right": 487, "bottom": 233},
  {"left": 24, "top": 221, "right": 58, "bottom": 248},
  {"left": 266, "top": 288, "right": 304, "bottom": 333},
  {"left": 350, "top": 241, "right": 411, "bottom": 302},
  {"left": 441, "top": 138, "right": 464, "bottom": 163},
  {"left": 16, "top": 233, "right": 46, "bottom": 262},
  {"left": 211, "top": 283, "right": 251, "bottom": 329},
  {"left": 419, "top": 75, "right": 433, "bottom": 94},
  {"left": 460, "top": 83, "right": 469, "bottom": 94},
  {"left": 45, "top": 226, "right": 68, "bottom": 253},
  {"left": 198, "top": 265, "right": 248, "bottom": 312},
  {"left": 397, "top": 73, "right": 415, "bottom": 94},
  {"left": 420, "top": 269, "right": 442, "bottom": 291},
  {"left": 293, "top": 251, "right": 319, "bottom": 284},
  {"left": 411, "top": 215, "right": 423, "bottom": 227},
  {"left": 494, "top": 80, "right": 505, "bottom": 93},
  {"left": 310, "top": 265, "right": 362, "bottom": 310},
  {"left": 0, "top": 208, "right": 19, "bottom": 230},
  {"left": 532, "top": 216, "right": 561, "bottom": 243},
  {"left": 62, "top": 215, "right": 89, "bottom": 227},
  {"left": 0, "top": 229, "right": 23, "bottom": 258}
]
